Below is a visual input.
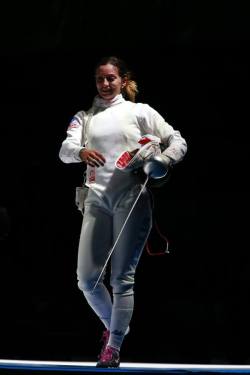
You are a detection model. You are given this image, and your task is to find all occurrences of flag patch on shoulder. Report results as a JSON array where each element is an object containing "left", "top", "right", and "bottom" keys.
[{"left": 67, "top": 116, "right": 81, "bottom": 130}]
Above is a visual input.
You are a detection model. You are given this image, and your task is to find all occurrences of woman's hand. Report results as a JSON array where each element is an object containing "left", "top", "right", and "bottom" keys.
[{"left": 79, "top": 148, "right": 106, "bottom": 167}]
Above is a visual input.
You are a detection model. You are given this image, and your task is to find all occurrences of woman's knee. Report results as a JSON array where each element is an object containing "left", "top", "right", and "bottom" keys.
[
  {"left": 77, "top": 274, "right": 96, "bottom": 293},
  {"left": 110, "top": 275, "right": 135, "bottom": 295}
]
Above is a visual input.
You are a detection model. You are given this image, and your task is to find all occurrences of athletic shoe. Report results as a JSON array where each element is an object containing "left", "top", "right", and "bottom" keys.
[
  {"left": 98, "top": 329, "right": 110, "bottom": 358},
  {"left": 96, "top": 345, "right": 120, "bottom": 368}
]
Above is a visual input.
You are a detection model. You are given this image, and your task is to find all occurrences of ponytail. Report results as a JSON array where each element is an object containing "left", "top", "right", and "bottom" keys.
[{"left": 122, "top": 79, "right": 138, "bottom": 103}]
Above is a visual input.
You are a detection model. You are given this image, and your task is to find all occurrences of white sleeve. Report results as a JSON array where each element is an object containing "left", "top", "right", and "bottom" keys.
[
  {"left": 136, "top": 103, "right": 187, "bottom": 164},
  {"left": 59, "top": 111, "right": 86, "bottom": 164}
]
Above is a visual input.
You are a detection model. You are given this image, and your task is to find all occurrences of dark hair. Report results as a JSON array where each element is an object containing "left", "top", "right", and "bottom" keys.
[{"left": 95, "top": 56, "right": 138, "bottom": 102}]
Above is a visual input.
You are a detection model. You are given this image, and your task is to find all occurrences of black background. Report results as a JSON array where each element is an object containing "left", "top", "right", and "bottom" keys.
[{"left": 0, "top": 0, "right": 249, "bottom": 365}]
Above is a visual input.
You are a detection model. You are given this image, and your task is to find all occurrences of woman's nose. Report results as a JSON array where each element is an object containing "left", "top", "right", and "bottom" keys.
[{"left": 102, "top": 78, "right": 109, "bottom": 86}]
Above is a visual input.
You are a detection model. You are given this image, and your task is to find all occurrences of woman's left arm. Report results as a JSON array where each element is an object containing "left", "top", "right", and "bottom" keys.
[{"left": 137, "top": 104, "right": 187, "bottom": 165}]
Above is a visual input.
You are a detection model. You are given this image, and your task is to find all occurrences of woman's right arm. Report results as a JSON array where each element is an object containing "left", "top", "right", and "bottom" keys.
[
  {"left": 59, "top": 112, "right": 85, "bottom": 164},
  {"left": 59, "top": 112, "right": 106, "bottom": 167}
]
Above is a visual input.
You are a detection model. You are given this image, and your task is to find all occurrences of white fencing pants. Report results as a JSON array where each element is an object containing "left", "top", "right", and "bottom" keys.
[{"left": 77, "top": 185, "right": 152, "bottom": 350}]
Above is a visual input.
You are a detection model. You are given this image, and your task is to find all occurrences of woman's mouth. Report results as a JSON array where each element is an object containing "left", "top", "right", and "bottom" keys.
[{"left": 101, "top": 90, "right": 112, "bottom": 95}]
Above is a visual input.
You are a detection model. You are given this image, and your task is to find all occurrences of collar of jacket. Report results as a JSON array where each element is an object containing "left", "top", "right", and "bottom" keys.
[{"left": 93, "top": 94, "right": 125, "bottom": 109}]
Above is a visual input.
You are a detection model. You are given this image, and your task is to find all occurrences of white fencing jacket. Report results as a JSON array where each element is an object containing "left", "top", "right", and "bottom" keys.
[{"left": 59, "top": 94, "right": 187, "bottom": 199}]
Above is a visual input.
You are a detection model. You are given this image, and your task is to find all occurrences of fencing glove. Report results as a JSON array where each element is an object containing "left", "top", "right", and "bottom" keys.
[{"left": 115, "top": 135, "right": 162, "bottom": 172}]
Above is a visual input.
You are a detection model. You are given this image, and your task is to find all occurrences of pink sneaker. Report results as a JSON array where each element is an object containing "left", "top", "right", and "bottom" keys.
[
  {"left": 98, "top": 330, "right": 110, "bottom": 358},
  {"left": 96, "top": 345, "right": 120, "bottom": 368}
]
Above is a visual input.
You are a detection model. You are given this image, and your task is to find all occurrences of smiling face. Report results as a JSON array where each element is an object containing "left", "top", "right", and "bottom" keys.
[{"left": 95, "top": 63, "right": 127, "bottom": 100}]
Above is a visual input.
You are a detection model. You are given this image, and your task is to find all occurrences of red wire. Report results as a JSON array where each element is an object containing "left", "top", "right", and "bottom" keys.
[{"left": 146, "top": 220, "right": 170, "bottom": 256}]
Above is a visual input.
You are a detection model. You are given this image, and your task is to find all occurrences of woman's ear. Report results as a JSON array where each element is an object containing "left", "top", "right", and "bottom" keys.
[{"left": 121, "top": 77, "right": 128, "bottom": 88}]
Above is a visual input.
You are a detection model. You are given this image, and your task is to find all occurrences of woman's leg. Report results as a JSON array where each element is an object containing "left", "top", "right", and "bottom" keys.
[
  {"left": 108, "top": 188, "right": 152, "bottom": 350},
  {"left": 77, "top": 199, "right": 113, "bottom": 330}
]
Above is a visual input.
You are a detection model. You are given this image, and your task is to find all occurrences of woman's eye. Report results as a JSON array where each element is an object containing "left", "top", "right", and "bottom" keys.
[{"left": 96, "top": 75, "right": 117, "bottom": 83}]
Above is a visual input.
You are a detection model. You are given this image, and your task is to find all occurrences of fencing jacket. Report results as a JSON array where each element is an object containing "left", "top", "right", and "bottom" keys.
[{"left": 59, "top": 94, "right": 187, "bottom": 200}]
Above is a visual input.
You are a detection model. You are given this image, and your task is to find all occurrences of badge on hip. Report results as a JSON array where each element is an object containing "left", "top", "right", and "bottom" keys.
[{"left": 75, "top": 185, "right": 89, "bottom": 213}]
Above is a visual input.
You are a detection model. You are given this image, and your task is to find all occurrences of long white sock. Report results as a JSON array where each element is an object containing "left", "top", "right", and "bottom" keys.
[{"left": 108, "top": 293, "right": 134, "bottom": 350}]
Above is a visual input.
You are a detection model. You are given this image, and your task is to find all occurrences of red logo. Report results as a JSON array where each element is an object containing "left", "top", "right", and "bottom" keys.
[
  {"left": 138, "top": 136, "right": 151, "bottom": 145},
  {"left": 116, "top": 152, "right": 133, "bottom": 169},
  {"left": 89, "top": 169, "right": 95, "bottom": 183}
]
